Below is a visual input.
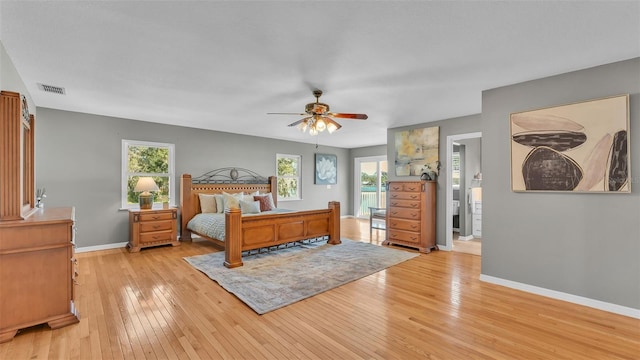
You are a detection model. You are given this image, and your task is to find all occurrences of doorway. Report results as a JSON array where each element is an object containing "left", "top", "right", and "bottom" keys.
[
  {"left": 354, "top": 156, "right": 387, "bottom": 218},
  {"left": 445, "top": 132, "right": 482, "bottom": 254}
]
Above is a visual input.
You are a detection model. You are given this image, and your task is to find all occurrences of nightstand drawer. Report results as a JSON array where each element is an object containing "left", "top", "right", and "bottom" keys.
[
  {"left": 140, "top": 230, "right": 174, "bottom": 244},
  {"left": 140, "top": 220, "right": 173, "bottom": 233},
  {"left": 139, "top": 212, "right": 174, "bottom": 222}
]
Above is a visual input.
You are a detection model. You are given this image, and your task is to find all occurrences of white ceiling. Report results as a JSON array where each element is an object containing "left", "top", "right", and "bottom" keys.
[{"left": 1, "top": 1, "right": 639, "bottom": 148}]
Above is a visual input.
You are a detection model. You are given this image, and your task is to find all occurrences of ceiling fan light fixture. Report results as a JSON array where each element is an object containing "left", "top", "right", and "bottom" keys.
[
  {"left": 296, "top": 121, "right": 308, "bottom": 132},
  {"left": 326, "top": 120, "right": 340, "bottom": 134},
  {"left": 315, "top": 117, "right": 326, "bottom": 132},
  {"left": 270, "top": 89, "right": 367, "bottom": 137}
]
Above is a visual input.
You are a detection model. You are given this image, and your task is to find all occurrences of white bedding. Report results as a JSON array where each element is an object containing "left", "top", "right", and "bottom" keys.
[{"left": 186, "top": 209, "right": 294, "bottom": 241}]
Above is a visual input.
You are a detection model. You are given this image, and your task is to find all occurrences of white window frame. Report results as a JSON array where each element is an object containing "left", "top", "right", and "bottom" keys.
[
  {"left": 276, "top": 153, "right": 302, "bottom": 201},
  {"left": 121, "top": 139, "right": 175, "bottom": 209}
]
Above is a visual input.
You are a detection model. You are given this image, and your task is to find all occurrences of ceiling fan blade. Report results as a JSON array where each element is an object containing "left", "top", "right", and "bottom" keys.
[
  {"left": 268, "top": 112, "right": 307, "bottom": 116},
  {"left": 288, "top": 117, "right": 311, "bottom": 127},
  {"left": 328, "top": 112, "right": 368, "bottom": 120},
  {"left": 322, "top": 117, "right": 342, "bottom": 133}
]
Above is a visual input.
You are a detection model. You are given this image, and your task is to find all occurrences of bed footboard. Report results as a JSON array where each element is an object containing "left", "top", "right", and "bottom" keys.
[{"left": 224, "top": 201, "right": 341, "bottom": 268}]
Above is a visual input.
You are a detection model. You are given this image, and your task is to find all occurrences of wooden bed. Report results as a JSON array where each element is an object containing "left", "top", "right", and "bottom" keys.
[{"left": 180, "top": 168, "right": 341, "bottom": 268}]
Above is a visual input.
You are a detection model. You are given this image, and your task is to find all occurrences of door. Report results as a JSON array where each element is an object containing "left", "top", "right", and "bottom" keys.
[{"left": 354, "top": 156, "right": 387, "bottom": 218}]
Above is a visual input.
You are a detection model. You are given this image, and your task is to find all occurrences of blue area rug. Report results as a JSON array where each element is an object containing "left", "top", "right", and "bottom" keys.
[{"left": 184, "top": 239, "right": 419, "bottom": 314}]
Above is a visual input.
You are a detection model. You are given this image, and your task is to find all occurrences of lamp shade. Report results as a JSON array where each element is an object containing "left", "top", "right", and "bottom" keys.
[{"left": 134, "top": 177, "right": 159, "bottom": 193}]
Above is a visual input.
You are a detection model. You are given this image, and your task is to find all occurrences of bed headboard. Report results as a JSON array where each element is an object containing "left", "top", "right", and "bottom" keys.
[{"left": 180, "top": 168, "right": 277, "bottom": 240}]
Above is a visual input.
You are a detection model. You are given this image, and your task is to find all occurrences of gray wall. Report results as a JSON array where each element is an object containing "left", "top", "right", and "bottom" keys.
[
  {"left": 387, "top": 114, "right": 483, "bottom": 247},
  {"left": 482, "top": 58, "right": 640, "bottom": 309},
  {"left": 35, "top": 108, "right": 351, "bottom": 248},
  {"left": 0, "top": 41, "right": 35, "bottom": 113}
]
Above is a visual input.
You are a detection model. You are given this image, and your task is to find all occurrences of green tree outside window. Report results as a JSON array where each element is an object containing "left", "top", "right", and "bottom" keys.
[{"left": 276, "top": 154, "right": 301, "bottom": 200}]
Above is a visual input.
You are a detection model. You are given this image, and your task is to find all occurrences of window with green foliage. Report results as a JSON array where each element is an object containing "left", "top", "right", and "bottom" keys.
[
  {"left": 122, "top": 140, "right": 175, "bottom": 209},
  {"left": 276, "top": 154, "right": 301, "bottom": 201}
]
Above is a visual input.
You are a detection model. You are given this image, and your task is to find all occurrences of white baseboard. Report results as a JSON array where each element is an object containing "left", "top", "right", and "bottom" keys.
[
  {"left": 479, "top": 274, "right": 640, "bottom": 319},
  {"left": 75, "top": 241, "right": 128, "bottom": 253},
  {"left": 457, "top": 235, "right": 475, "bottom": 241}
]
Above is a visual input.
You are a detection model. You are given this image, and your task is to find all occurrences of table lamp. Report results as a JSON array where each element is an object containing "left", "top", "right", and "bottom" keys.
[{"left": 134, "top": 177, "right": 159, "bottom": 209}]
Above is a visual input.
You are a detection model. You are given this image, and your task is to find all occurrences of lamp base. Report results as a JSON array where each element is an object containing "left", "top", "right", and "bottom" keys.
[{"left": 139, "top": 193, "right": 153, "bottom": 210}]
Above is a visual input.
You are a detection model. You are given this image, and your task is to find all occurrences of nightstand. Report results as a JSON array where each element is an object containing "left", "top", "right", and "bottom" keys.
[{"left": 128, "top": 208, "right": 179, "bottom": 252}]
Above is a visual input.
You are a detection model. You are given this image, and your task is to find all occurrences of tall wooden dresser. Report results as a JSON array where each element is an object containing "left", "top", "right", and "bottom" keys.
[
  {"left": 383, "top": 180, "right": 437, "bottom": 253},
  {"left": 0, "top": 90, "right": 79, "bottom": 343}
]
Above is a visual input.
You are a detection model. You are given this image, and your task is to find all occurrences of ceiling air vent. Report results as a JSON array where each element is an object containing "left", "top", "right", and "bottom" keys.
[{"left": 37, "top": 83, "right": 66, "bottom": 95}]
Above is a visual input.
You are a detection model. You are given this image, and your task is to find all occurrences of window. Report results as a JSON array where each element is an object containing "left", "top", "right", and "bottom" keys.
[
  {"left": 276, "top": 154, "right": 301, "bottom": 201},
  {"left": 122, "top": 140, "right": 175, "bottom": 209}
]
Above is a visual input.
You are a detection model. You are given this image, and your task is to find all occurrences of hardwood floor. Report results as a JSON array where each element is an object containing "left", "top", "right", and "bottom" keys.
[
  {"left": 1, "top": 218, "right": 638, "bottom": 359},
  {"left": 452, "top": 232, "right": 482, "bottom": 256}
]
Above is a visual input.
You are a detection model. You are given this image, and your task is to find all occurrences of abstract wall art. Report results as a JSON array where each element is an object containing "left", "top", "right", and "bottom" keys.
[
  {"left": 394, "top": 126, "right": 439, "bottom": 176},
  {"left": 510, "top": 94, "right": 630, "bottom": 192}
]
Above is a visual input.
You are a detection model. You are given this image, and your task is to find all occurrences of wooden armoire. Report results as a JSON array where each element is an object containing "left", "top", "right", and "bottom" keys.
[
  {"left": 0, "top": 90, "right": 79, "bottom": 343},
  {"left": 383, "top": 180, "right": 437, "bottom": 253}
]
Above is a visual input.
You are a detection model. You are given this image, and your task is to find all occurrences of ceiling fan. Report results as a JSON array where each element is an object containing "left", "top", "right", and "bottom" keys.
[{"left": 267, "top": 90, "right": 368, "bottom": 135}]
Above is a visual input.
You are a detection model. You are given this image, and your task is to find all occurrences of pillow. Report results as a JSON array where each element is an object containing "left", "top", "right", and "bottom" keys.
[
  {"left": 198, "top": 194, "right": 217, "bottom": 213},
  {"left": 240, "top": 200, "right": 261, "bottom": 214},
  {"left": 254, "top": 193, "right": 276, "bottom": 212},
  {"left": 213, "top": 194, "right": 225, "bottom": 213},
  {"left": 223, "top": 192, "right": 242, "bottom": 210},
  {"left": 248, "top": 190, "right": 260, "bottom": 197}
]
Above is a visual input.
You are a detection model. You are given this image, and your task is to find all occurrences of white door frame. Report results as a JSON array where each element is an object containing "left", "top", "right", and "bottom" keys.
[{"left": 444, "top": 132, "right": 482, "bottom": 251}]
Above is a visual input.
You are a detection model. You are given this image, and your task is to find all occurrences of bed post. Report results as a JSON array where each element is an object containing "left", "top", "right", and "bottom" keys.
[
  {"left": 327, "top": 201, "right": 341, "bottom": 245},
  {"left": 224, "top": 207, "right": 243, "bottom": 268},
  {"left": 268, "top": 176, "right": 277, "bottom": 207},
  {"left": 180, "top": 174, "right": 193, "bottom": 241}
]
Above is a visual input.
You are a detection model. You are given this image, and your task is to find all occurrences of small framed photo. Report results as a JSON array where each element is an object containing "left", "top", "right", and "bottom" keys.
[{"left": 315, "top": 153, "right": 337, "bottom": 185}]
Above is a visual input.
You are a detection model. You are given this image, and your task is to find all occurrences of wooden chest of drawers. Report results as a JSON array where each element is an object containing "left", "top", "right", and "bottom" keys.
[
  {"left": 0, "top": 207, "right": 79, "bottom": 343},
  {"left": 128, "top": 208, "right": 179, "bottom": 252},
  {"left": 383, "top": 180, "right": 437, "bottom": 253}
]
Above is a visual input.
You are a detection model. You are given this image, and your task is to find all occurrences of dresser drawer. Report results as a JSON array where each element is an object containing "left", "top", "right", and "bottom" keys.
[
  {"left": 388, "top": 199, "right": 421, "bottom": 209},
  {"left": 387, "top": 229, "right": 421, "bottom": 244},
  {"left": 139, "top": 220, "right": 173, "bottom": 233},
  {"left": 388, "top": 182, "right": 422, "bottom": 192},
  {"left": 139, "top": 212, "right": 174, "bottom": 222},
  {"left": 389, "top": 191, "right": 421, "bottom": 201},
  {"left": 388, "top": 218, "right": 421, "bottom": 232},
  {"left": 139, "top": 230, "right": 174, "bottom": 244},
  {"left": 387, "top": 207, "right": 420, "bottom": 220}
]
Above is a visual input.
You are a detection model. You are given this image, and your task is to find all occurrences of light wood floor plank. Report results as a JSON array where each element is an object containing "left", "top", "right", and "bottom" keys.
[{"left": 1, "top": 218, "right": 638, "bottom": 359}]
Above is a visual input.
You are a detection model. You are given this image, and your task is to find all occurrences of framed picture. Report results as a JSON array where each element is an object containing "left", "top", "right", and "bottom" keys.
[
  {"left": 315, "top": 153, "right": 337, "bottom": 185},
  {"left": 510, "top": 94, "right": 630, "bottom": 192},
  {"left": 394, "top": 126, "right": 439, "bottom": 176}
]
